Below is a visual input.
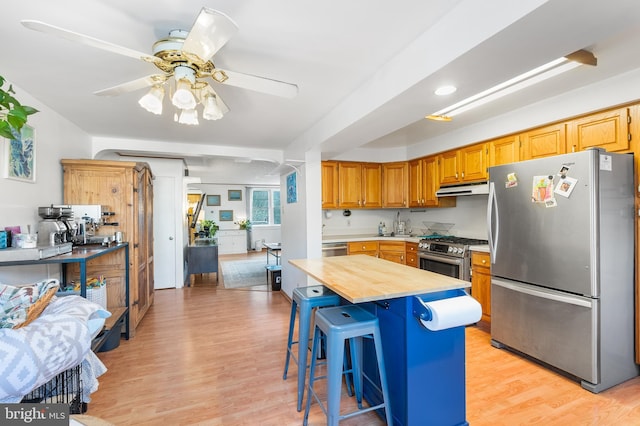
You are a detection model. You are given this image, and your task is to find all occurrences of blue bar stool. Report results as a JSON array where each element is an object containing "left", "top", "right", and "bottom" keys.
[
  {"left": 303, "top": 304, "right": 392, "bottom": 426},
  {"left": 283, "top": 285, "right": 341, "bottom": 411}
]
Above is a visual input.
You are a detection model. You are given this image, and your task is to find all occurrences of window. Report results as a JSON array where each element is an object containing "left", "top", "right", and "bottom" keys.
[{"left": 249, "top": 187, "right": 281, "bottom": 226}]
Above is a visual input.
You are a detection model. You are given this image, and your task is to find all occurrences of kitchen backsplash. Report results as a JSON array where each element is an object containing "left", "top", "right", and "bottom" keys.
[{"left": 322, "top": 195, "right": 488, "bottom": 239}]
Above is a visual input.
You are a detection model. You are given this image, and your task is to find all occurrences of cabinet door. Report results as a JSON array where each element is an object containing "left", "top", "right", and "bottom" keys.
[
  {"left": 379, "top": 241, "right": 405, "bottom": 264},
  {"left": 471, "top": 252, "right": 491, "bottom": 322},
  {"left": 489, "top": 134, "right": 520, "bottom": 166},
  {"left": 406, "top": 242, "right": 418, "bottom": 267},
  {"left": 438, "top": 150, "right": 460, "bottom": 186},
  {"left": 321, "top": 161, "right": 339, "bottom": 209},
  {"left": 408, "top": 159, "right": 424, "bottom": 207},
  {"left": 460, "top": 143, "right": 488, "bottom": 182},
  {"left": 361, "top": 163, "right": 382, "bottom": 208},
  {"left": 424, "top": 156, "right": 455, "bottom": 208},
  {"left": 338, "top": 162, "right": 362, "bottom": 208},
  {"left": 348, "top": 241, "right": 378, "bottom": 256},
  {"left": 567, "top": 107, "right": 630, "bottom": 153},
  {"left": 382, "top": 162, "right": 408, "bottom": 208},
  {"left": 521, "top": 123, "right": 566, "bottom": 160}
]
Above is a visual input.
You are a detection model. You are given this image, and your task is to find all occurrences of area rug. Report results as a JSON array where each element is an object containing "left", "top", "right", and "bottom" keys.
[{"left": 220, "top": 259, "right": 268, "bottom": 289}]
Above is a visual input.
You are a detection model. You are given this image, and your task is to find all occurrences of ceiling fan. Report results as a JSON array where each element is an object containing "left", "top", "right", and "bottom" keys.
[{"left": 21, "top": 7, "right": 298, "bottom": 124}]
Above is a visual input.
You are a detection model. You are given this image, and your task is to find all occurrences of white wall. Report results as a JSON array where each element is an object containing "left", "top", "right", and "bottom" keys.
[{"left": 0, "top": 83, "right": 92, "bottom": 284}]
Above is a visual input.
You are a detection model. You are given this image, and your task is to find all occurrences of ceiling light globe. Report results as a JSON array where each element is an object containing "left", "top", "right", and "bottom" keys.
[
  {"left": 172, "top": 79, "right": 197, "bottom": 110},
  {"left": 138, "top": 86, "right": 164, "bottom": 115},
  {"left": 202, "top": 94, "right": 224, "bottom": 120},
  {"left": 178, "top": 108, "right": 199, "bottom": 125}
]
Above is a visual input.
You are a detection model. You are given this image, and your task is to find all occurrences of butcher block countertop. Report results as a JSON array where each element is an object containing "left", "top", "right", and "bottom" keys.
[{"left": 289, "top": 255, "right": 470, "bottom": 304}]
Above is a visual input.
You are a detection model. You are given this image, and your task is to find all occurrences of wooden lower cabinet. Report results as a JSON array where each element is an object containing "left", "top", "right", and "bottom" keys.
[
  {"left": 471, "top": 251, "right": 491, "bottom": 323},
  {"left": 405, "top": 242, "right": 418, "bottom": 267},
  {"left": 348, "top": 241, "right": 379, "bottom": 257},
  {"left": 378, "top": 241, "right": 405, "bottom": 265},
  {"left": 61, "top": 159, "right": 154, "bottom": 336}
]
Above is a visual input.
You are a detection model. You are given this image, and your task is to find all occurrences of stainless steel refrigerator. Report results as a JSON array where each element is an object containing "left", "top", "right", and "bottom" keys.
[{"left": 487, "top": 149, "right": 638, "bottom": 393}]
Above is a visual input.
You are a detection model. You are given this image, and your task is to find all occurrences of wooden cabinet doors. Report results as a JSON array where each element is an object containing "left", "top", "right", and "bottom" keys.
[
  {"left": 382, "top": 162, "right": 408, "bottom": 208},
  {"left": 567, "top": 107, "right": 630, "bottom": 153},
  {"left": 490, "top": 135, "right": 521, "bottom": 167},
  {"left": 321, "top": 161, "right": 339, "bottom": 209},
  {"left": 522, "top": 123, "right": 566, "bottom": 160}
]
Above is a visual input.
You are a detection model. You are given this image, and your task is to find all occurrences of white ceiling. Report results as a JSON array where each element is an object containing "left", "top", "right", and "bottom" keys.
[{"left": 4, "top": 0, "right": 640, "bottom": 176}]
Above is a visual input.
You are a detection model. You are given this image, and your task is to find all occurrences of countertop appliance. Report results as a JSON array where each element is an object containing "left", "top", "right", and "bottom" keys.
[
  {"left": 488, "top": 149, "right": 638, "bottom": 393},
  {"left": 418, "top": 236, "right": 488, "bottom": 281},
  {"left": 322, "top": 242, "right": 348, "bottom": 257}
]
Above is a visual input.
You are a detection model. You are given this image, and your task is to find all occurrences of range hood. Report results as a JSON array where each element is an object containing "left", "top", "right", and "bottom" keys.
[{"left": 436, "top": 182, "right": 490, "bottom": 197}]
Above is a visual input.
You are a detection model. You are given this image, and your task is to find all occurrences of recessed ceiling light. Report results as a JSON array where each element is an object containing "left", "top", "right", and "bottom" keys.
[{"left": 434, "top": 85, "right": 457, "bottom": 96}]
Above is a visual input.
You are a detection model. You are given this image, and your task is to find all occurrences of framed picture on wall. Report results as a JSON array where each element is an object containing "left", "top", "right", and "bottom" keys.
[
  {"left": 287, "top": 172, "right": 297, "bottom": 203},
  {"left": 228, "top": 190, "right": 242, "bottom": 201},
  {"left": 206, "top": 194, "right": 221, "bottom": 206},
  {"left": 219, "top": 210, "right": 233, "bottom": 221},
  {"left": 3, "top": 124, "right": 36, "bottom": 183}
]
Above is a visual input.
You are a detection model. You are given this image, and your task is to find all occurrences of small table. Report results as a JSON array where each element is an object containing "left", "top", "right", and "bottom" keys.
[
  {"left": 186, "top": 240, "right": 219, "bottom": 284},
  {"left": 263, "top": 242, "right": 282, "bottom": 266}
]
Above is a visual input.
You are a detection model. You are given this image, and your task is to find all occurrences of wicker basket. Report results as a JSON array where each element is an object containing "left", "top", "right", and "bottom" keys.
[
  {"left": 14, "top": 286, "right": 58, "bottom": 329},
  {"left": 87, "top": 283, "right": 107, "bottom": 309}
]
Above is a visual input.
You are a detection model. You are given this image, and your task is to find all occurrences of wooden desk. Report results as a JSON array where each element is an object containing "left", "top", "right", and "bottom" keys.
[{"left": 290, "top": 255, "right": 472, "bottom": 426}]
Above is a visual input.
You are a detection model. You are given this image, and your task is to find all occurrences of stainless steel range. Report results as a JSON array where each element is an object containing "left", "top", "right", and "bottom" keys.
[{"left": 418, "top": 236, "right": 488, "bottom": 281}]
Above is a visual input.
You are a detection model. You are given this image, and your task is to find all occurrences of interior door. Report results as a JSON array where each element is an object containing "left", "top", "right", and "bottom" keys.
[{"left": 153, "top": 176, "right": 177, "bottom": 289}]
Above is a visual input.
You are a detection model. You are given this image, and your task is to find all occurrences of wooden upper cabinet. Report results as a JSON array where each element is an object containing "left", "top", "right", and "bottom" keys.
[
  {"left": 321, "top": 161, "right": 339, "bottom": 209},
  {"left": 337, "top": 162, "right": 362, "bottom": 208},
  {"left": 439, "top": 143, "right": 488, "bottom": 185},
  {"left": 361, "top": 163, "right": 382, "bottom": 208},
  {"left": 522, "top": 123, "right": 566, "bottom": 160},
  {"left": 460, "top": 143, "right": 489, "bottom": 182},
  {"left": 438, "top": 150, "right": 460, "bottom": 186},
  {"left": 489, "top": 135, "right": 521, "bottom": 167},
  {"left": 408, "top": 159, "right": 424, "bottom": 207},
  {"left": 337, "top": 162, "right": 381, "bottom": 208},
  {"left": 382, "top": 162, "right": 408, "bottom": 208},
  {"left": 567, "top": 107, "right": 630, "bottom": 153}
]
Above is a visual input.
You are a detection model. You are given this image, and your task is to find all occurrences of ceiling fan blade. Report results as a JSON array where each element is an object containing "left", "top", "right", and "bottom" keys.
[
  {"left": 216, "top": 69, "right": 299, "bottom": 99},
  {"left": 94, "top": 75, "right": 168, "bottom": 96},
  {"left": 21, "top": 20, "right": 162, "bottom": 64},
  {"left": 181, "top": 8, "right": 238, "bottom": 62}
]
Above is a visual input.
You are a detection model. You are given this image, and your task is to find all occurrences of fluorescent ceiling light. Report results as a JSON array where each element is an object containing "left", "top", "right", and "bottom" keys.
[{"left": 427, "top": 50, "right": 596, "bottom": 121}]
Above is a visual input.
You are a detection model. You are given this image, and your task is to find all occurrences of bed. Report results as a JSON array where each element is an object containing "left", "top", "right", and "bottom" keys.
[{"left": 0, "top": 280, "right": 109, "bottom": 404}]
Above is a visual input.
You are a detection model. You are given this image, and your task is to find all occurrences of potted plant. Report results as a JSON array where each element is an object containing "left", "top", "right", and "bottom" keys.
[
  {"left": 199, "top": 219, "right": 219, "bottom": 237},
  {"left": 0, "top": 75, "right": 38, "bottom": 139}
]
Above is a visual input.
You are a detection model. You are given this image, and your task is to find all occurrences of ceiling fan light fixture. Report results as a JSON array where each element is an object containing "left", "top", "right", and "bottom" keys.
[
  {"left": 202, "top": 94, "right": 224, "bottom": 120},
  {"left": 178, "top": 108, "right": 199, "bottom": 125},
  {"left": 172, "top": 78, "right": 197, "bottom": 110},
  {"left": 138, "top": 85, "right": 165, "bottom": 115}
]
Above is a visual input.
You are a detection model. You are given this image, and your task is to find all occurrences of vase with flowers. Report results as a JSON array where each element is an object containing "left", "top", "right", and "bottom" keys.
[
  {"left": 199, "top": 219, "right": 219, "bottom": 238},
  {"left": 235, "top": 218, "right": 251, "bottom": 230}
]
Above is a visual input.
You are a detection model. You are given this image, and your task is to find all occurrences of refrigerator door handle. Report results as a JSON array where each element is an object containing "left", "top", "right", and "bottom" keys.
[
  {"left": 492, "top": 278, "right": 593, "bottom": 308},
  {"left": 487, "top": 181, "right": 498, "bottom": 264}
]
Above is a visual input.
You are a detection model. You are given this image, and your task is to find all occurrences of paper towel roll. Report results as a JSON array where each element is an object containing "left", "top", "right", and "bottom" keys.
[{"left": 419, "top": 295, "right": 482, "bottom": 331}]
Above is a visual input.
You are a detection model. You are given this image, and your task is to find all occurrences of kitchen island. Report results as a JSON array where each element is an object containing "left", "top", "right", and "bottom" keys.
[{"left": 290, "top": 255, "right": 475, "bottom": 426}]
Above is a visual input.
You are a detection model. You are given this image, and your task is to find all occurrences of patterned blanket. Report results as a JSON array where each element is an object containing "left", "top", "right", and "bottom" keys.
[{"left": 0, "top": 295, "right": 110, "bottom": 403}]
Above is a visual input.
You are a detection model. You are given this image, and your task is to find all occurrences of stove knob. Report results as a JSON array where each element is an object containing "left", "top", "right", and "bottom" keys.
[{"left": 448, "top": 246, "right": 453, "bottom": 253}]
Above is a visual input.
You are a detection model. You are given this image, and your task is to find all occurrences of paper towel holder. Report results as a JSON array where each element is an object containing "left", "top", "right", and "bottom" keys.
[{"left": 412, "top": 296, "right": 433, "bottom": 322}]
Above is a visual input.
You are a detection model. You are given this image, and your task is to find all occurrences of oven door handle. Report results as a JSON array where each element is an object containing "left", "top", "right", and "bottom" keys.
[{"left": 418, "top": 252, "right": 464, "bottom": 266}]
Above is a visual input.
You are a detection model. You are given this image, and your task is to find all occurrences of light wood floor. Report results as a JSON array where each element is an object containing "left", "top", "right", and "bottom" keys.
[{"left": 88, "top": 252, "right": 640, "bottom": 425}]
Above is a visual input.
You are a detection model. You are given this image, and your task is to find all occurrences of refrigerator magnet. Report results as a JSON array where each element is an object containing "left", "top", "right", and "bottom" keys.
[
  {"left": 558, "top": 165, "right": 570, "bottom": 178},
  {"left": 532, "top": 175, "right": 554, "bottom": 203},
  {"left": 506, "top": 172, "right": 518, "bottom": 188},
  {"left": 554, "top": 176, "right": 577, "bottom": 198}
]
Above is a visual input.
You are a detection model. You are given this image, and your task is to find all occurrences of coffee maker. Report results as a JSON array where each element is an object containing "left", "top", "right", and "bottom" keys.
[{"left": 37, "top": 205, "right": 71, "bottom": 246}]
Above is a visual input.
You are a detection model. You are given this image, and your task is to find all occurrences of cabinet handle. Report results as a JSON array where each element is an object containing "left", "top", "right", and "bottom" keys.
[
  {"left": 482, "top": 259, "right": 486, "bottom": 264},
  {"left": 455, "top": 172, "right": 459, "bottom": 179},
  {"left": 462, "top": 172, "right": 465, "bottom": 178}
]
